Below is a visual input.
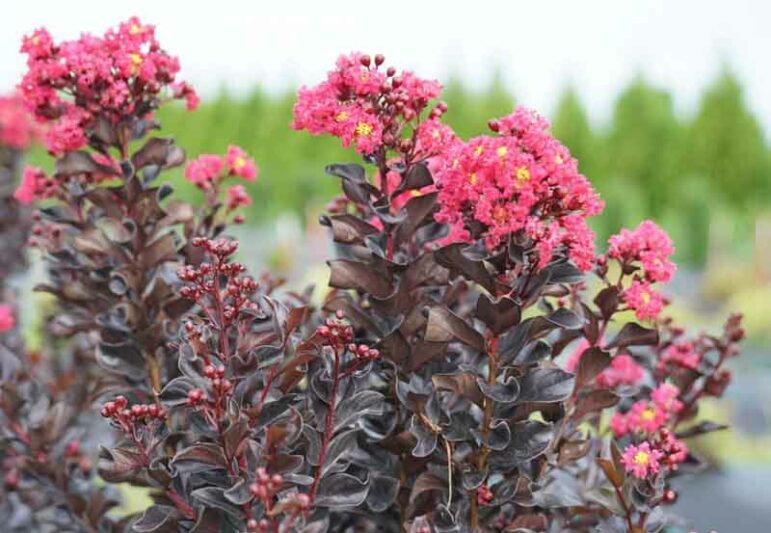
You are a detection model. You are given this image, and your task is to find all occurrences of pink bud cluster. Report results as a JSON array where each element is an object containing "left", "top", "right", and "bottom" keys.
[
  {"left": 293, "top": 52, "right": 447, "bottom": 155},
  {"left": 178, "top": 238, "right": 259, "bottom": 329},
  {"left": 185, "top": 364, "right": 234, "bottom": 408},
  {"left": 606, "top": 220, "right": 676, "bottom": 321},
  {"left": 434, "top": 107, "right": 604, "bottom": 270},
  {"left": 100, "top": 395, "right": 166, "bottom": 434},
  {"left": 316, "top": 310, "right": 354, "bottom": 352},
  {"left": 346, "top": 343, "right": 381, "bottom": 362},
  {"left": 0, "top": 93, "right": 37, "bottom": 149},
  {"left": 19, "top": 17, "right": 197, "bottom": 154}
]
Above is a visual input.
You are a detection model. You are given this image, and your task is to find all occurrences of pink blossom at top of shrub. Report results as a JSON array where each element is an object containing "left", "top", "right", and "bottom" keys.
[
  {"left": 18, "top": 17, "right": 196, "bottom": 154},
  {"left": 292, "top": 52, "right": 448, "bottom": 156},
  {"left": 621, "top": 442, "right": 664, "bottom": 479},
  {"left": 0, "top": 94, "right": 37, "bottom": 149},
  {"left": 13, "top": 166, "right": 49, "bottom": 204},
  {"left": 225, "top": 144, "right": 258, "bottom": 180},
  {"left": 596, "top": 354, "right": 645, "bottom": 388},
  {"left": 226, "top": 184, "right": 252, "bottom": 210},
  {"left": 651, "top": 382, "right": 684, "bottom": 414},
  {"left": 433, "top": 107, "right": 604, "bottom": 269},
  {"left": 658, "top": 340, "right": 701, "bottom": 371},
  {"left": 184, "top": 154, "right": 224, "bottom": 189},
  {"left": 624, "top": 279, "right": 666, "bottom": 321},
  {"left": 0, "top": 304, "right": 15, "bottom": 331},
  {"left": 608, "top": 220, "right": 676, "bottom": 283}
]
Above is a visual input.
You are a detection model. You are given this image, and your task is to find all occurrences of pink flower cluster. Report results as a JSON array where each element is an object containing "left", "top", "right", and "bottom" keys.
[
  {"left": 620, "top": 427, "right": 690, "bottom": 480},
  {"left": 658, "top": 340, "right": 701, "bottom": 372},
  {"left": 607, "top": 220, "right": 676, "bottom": 321},
  {"left": 621, "top": 441, "right": 663, "bottom": 479},
  {"left": 611, "top": 383, "right": 683, "bottom": 437},
  {"left": 0, "top": 94, "right": 37, "bottom": 149},
  {"left": 13, "top": 166, "right": 50, "bottom": 205},
  {"left": 595, "top": 354, "right": 645, "bottom": 388},
  {"left": 185, "top": 145, "right": 258, "bottom": 190},
  {"left": 434, "top": 107, "right": 604, "bottom": 269},
  {"left": 0, "top": 304, "right": 15, "bottom": 332},
  {"left": 184, "top": 146, "right": 256, "bottom": 220},
  {"left": 19, "top": 17, "right": 197, "bottom": 154},
  {"left": 293, "top": 52, "right": 447, "bottom": 155}
]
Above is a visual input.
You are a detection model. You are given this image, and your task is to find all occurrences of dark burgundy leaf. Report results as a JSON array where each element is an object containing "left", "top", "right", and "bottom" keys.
[
  {"left": 327, "top": 259, "right": 392, "bottom": 299},
  {"left": 594, "top": 286, "right": 620, "bottom": 319},
  {"left": 676, "top": 421, "right": 728, "bottom": 439},
  {"left": 476, "top": 295, "right": 521, "bottom": 335},
  {"left": 434, "top": 243, "right": 495, "bottom": 293},
  {"left": 574, "top": 390, "right": 619, "bottom": 418},
  {"left": 605, "top": 322, "right": 659, "bottom": 349},
  {"left": 574, "top": 347, "right": 611, "bottom": 389},
  {"left": 132, "top": 505, "right": 178, "bottom": 532},
  {"left": 476, "top": 376, "right": 520, "bottom": 403},
  {"left": 545, "top": 307, "right": 584, "bottom": 330},
  {"left": 315, "top": 473, "right": 369, "bottom": 508},
  {"left": 424, "top": 306, "right": 484, "bottom": 351},
  {"left": 517, "top": 368, "right": 575, "bottom": 403}
]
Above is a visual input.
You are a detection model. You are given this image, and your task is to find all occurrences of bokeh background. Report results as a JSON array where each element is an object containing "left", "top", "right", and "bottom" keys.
[{"left": 3, "top": 1, "right": 770, "bottom": 529}]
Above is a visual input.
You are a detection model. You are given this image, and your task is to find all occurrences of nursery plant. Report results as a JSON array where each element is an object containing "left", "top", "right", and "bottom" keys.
[{"left": 0, "top": 19, "right": 744, "bottom": 533}]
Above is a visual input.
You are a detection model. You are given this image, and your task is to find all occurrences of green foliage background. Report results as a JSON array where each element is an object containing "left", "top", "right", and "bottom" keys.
[{"left": 30, "top": 68, "right": 770, "bottom": 265}]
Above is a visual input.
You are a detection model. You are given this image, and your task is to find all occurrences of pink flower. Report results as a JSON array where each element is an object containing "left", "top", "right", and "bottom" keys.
[
  {"left": 658, "top": 341, "right": 701, "bottom": 371},
  {"left": 0, "top": 94, "right": 37, "bottom": 149},
  {"left": 224, "top": 145, "right": 257, "bottom": 180},
  {"left": 626, "top": 400, "right": 668, "bottom": 434},
  {"left": 171, "top": 82, "right": 199, "bottom": 111},
  {"left": 226, "top": 185, "right": 252, "bottom": 210},
  {"left": 621, "top": 442, "right": 663, "bottom": 479},
  {"left": 596, "top": 354, "right": 645, "bottom": 388},
  {"left": 184, "top": 154, "right": 223, "bottom": 189},
  {"left": 19, "top": 18, "right": 194, "bottom": 155},
  {"left": 624, "top": 280, "right": 665, "bottom": 321},
  {"left": 14, "top": 166, "right": 47, "bottom": 204},
  {"left": 610, "top": 411, "right": 630, "bottom": 437},
  {"left": 293, "top": 52, "right": 444, "bottom": 155},
  {"left": 608, "top": 220, "right": 676, "bottom": 283},
  {"left": 651, "top": 383, "right": 683, "bottom": 414},
  {"left": 433, "top": 106, "right": 603, "bottom": 269},
  {"left": 0, "top": 304, "right": 15, "bottom": 332}
]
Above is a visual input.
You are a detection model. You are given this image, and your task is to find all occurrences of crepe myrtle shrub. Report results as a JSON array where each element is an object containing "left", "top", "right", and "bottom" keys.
[
  {"left": 290, "top": 52, "right": 746, "bottom": 533},
  {"left": 0, "top": 18, "right": 745, "bottom": 533}
]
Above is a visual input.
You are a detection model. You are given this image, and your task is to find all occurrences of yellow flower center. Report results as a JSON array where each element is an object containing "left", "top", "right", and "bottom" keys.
[
  {"left": 555, "top": 154, "right": 564, "bottom": 165},
  {"left": 633, "top": 451, "right": 650, "bottom": 466},
  {"left": 641, "top": 407, "right": 656, "bottom": 421},
  {"left": 452, "top": 158, "right": 459, "bottom": 168},
  {"left": 130, "top": 24, "right": 143, "bottom": 35},
  {"left": 234, "top": 156, "right": 246, "bottom": 169},
  {"left": 431, "top": 128, "right": 441, "bottom": 139},
  {"left": 516, "top": 167, "right": 531, "bottom": 183},
  {"left": 355, "top": 122, "right": 374, "bottom": 137},
  {"left": 128, "top": 53, "right": 143, "bottom": 75},
  {"left": 497, "top": 146, "right": 508, "bottom": 158},
  {"left": 641, "top": 290, "right": 651, "bottom": 305},
  {"left": 468, "top": 173, "right": 478, "bottom": 185},
  {"left": 31, "top": 35, "right": 40, "bottom": 45},
  {"left": 474, "top": 145, "right": 484, "bottom": 157},
  {"left": 335, "top": 111, "right": 349, "bottom": 122},
  {"left": 493, "top": 206, "right": 507, "bottom": 222}
]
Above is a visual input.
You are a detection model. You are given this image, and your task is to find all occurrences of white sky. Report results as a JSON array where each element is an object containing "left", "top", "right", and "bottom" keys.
[{"left": 2, "top": 0, "right": 768, "bottom": 133}]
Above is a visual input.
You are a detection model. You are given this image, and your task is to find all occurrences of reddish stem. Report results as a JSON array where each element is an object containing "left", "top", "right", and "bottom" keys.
[{"left": 308, "top": 349, "right": 342, "bottom": 503}]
